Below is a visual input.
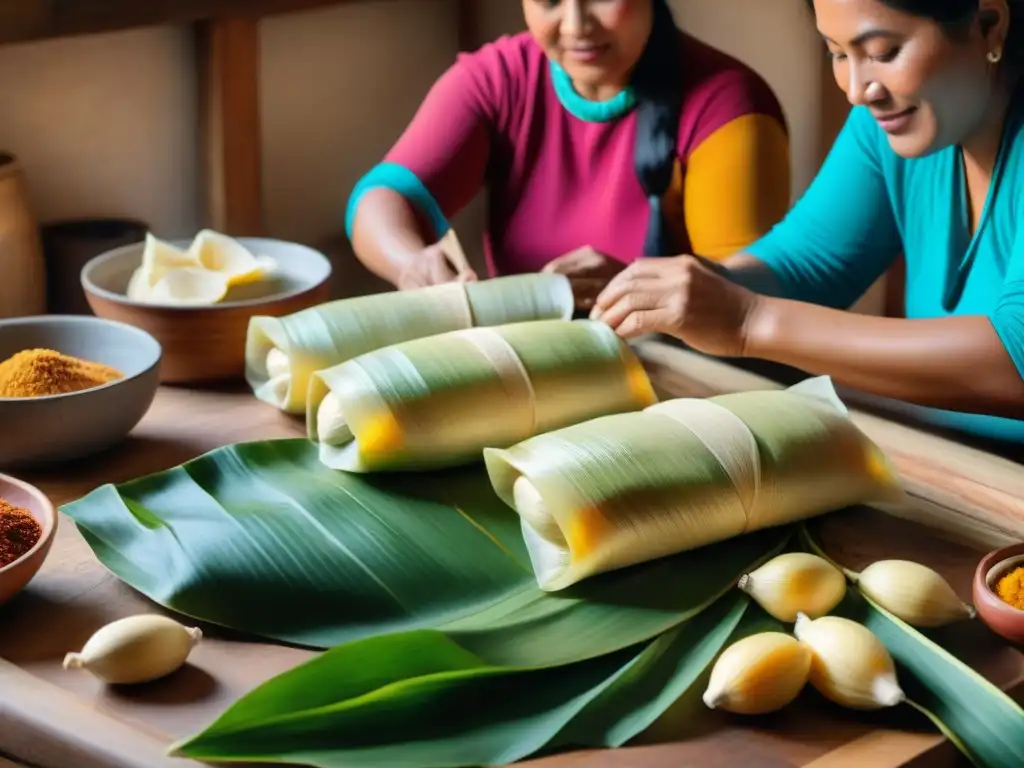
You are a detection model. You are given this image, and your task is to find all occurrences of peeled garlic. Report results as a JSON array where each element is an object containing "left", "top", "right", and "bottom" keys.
[
  {"left": 265, "top": 347, "right": 290, "bottom": 380},
  {"left": 703, "top": 631, "right": 812, "bottom": 715},
  {"left": 737, "top": 552, "right": 847, "bottom": 622},
  {"left": 316, "top": 391, "right": 351, "bottom": 445},
  {"left": 852, "top": 559, "right": 976, "bottom": 628},
  {"left": 63, "top": 614, "right": 202, "bottom": 685},
  {"left": 793, "top": 612, "right": 904, "bottom": 710}
]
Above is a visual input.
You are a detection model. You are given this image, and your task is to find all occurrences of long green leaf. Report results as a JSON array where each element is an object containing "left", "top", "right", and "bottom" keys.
[
  {"left": 169, "top": 629, "right": 653, "bottom": 767},
  {"left": 63, "top": 438, "right": 789, "bottom": 662},
  {"left": 544, "top": 592, "right": 782, "bottom": 752},
  {"left": 171, "top": 593, "right": 765, "bottom": 767},
  {"left": 800, "top": 524, "right": 1024, "bottom": 768},
  {"left": 833, "top": 592, "right": 1024, "bottom": 768}
]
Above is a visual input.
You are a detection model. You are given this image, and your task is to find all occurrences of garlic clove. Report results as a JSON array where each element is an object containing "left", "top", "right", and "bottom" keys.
[
  {"left": 853, "top": 559, "right": 976, "bottom": 628},
  {"left": 63, "top": 614, "right": 202, "bottom": 685},
  {"left": 793, "top": 612, "right": 904, "bottom": 710},
  {"left": 703, "top": 631, "right": 812, "bottom": 715},
  {"left": 737, "top": 552, "right": 847, "bottom": 623}
]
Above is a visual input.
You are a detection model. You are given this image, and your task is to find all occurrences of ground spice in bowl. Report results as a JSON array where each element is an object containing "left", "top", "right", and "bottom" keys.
[
  {"left": 996, "top": 566, "right": 1024, "bottom": 611},
  {"left": 0, "top": 497, "right": 42, "bottom": 568},
  {"left": 0, "top": 348, "right": 123, "bottom": 398}
]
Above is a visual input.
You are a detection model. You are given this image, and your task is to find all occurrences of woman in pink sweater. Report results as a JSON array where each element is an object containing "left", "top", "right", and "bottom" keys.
[{"left": 345, "top": 0, "right": 791, "bottom": 311}]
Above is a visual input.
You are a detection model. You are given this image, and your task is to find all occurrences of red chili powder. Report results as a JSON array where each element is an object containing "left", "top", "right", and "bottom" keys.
[{"left": 0, "top": 497, "right": 42, "bottom": 568}]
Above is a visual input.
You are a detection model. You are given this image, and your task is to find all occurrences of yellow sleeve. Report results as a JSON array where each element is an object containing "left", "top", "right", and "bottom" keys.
[{"left": 677, "top": 113, "right": 792, "bottom": 261}]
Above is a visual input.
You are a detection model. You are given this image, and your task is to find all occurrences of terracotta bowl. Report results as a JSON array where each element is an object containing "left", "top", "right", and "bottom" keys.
[
  {"left": 0, "top": 315, "right": 162, "bottom": 469},
  {"left": 81, "top": 236, "right": 332, "bottom": 384},
  {"left": 0, "top": 473, "right": 57, "bottom": 607},
  {"left": 973, "top": 542, "right": 1024, "bottom": 646}
]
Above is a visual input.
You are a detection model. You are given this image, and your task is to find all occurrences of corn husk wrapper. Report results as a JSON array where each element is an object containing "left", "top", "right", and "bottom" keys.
[
  {"left": 484, "top": 376, "right": 906, "bottom": 591},
  {"left": 246, "top": 274, "right": 574, "bottom": 414},
  {"left": 306, "top": 319, "right": 657, "bottom": 472}
]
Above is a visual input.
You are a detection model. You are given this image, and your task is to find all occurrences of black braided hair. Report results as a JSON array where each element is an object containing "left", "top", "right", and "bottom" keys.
[{"left": 631, "top": 0, "right": 685, "bottom": 256}]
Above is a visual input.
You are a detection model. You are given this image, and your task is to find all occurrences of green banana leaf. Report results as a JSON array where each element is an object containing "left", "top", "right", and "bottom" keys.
[
  {"left": 66, "top": 431, "right": 1024, "bottom": 768},
  {"left": 62, "top": 438, "right": 790, "bottom": 659},
  {"left": 169, "top": 593, "right": 759, "bottom": 767},
  {"left": 544, "top": 594, "right": 786, "bottom": 753},
  {"left": 801, "top": 525, "right": 1024, "bottom": 768}
]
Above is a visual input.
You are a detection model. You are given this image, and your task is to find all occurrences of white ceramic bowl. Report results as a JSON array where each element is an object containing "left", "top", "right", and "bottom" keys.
[{"left": 0, "top": 315, "right": 162, "bottom": 468}]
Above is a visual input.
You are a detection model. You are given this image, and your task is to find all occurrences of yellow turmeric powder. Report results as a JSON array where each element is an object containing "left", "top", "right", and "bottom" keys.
[
  {"left": 995, "top": 566, "right": 1024, "bottom": 611},
  {"left": 0, "top": 348, "right": 123, "bottom": 398}
]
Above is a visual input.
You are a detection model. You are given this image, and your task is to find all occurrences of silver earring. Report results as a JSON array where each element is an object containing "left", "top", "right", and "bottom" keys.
[{"left": 987, "top": 48, "right": 1003, "bottom": 64}]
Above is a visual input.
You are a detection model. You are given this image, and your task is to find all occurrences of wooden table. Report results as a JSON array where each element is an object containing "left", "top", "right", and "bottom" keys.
[{"left": 1, "top": 342, "right": 1022, "bottom": 768}]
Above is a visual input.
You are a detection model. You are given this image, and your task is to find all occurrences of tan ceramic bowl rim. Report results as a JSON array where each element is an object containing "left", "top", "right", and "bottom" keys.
[
  {"left": 80, "top": 236, "right": 332, "bottom": 311},
  {"left": 0, "top": 472, "right": 57, "bottom": 575},
  {"left": 0, "top": 315, "right": 162, "bottom": 403}
]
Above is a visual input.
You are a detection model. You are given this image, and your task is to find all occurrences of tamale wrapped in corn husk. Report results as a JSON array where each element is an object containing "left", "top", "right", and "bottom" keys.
[
  {"left": 306, "top": 319, "right": 657, "bottom": 472},
  {"left": 484, "top": 376, "right": 907, "bottom": 591},
  {"left": 246, "top": 273, "right": 574, "bottom": 413}
]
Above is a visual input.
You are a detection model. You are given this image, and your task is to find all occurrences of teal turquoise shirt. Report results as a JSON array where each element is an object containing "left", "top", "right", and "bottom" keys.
[{"left": 747, "top": 91, "right": 1024, "bottom": 444}]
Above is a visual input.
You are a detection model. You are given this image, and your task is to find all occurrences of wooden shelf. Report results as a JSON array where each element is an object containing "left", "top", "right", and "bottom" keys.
[{"left": 0, "top": 0, "right": 366, "bottom": 46}]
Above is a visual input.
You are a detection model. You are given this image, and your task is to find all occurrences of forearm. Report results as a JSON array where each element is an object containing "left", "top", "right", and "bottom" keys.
[
  {"left": 746, "top": 297, "right": 1024, "bottom": 418},
  {"left": 350, "top": 188, "right": 431, "bottom": 286},
  {"left": 719, "top": 252, "right": 787, "bottom": 297}
]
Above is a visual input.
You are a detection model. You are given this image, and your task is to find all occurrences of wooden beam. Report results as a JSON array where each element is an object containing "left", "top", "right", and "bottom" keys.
[
  {"left": 0, "top": 0, "right": 387, "bottom": 46},
  {"left": 196, "top": 17, "right": 263, "bottom": 236}
]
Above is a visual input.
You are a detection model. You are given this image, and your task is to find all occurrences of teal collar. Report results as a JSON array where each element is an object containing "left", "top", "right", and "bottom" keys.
[{"left": 549, "top": 59, "right": 637, "bottom": 123}]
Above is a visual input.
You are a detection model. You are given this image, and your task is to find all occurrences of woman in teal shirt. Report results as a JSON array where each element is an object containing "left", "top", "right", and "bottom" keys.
[{"left": 592, "top": 0, "right": 1024, "bottom": 444}]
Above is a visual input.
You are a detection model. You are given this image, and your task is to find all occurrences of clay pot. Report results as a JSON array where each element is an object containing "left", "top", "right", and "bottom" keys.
[
  {"left": 41, "top": 218, "right": 148, "bottom": 315},
  {"left": 973, "top": 542, "right": 1024, "bottom": 646},
  {"left": 0, "top": 153, "right": 47, "bottom": 318}
]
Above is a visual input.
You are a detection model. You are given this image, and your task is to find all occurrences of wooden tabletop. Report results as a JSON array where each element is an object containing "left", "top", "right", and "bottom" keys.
[{"left": 0, "top": 342, "right": 1021, "bottom": 768}]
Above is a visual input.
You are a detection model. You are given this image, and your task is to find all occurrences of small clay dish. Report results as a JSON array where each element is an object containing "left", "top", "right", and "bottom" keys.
[
  {"left": 0, "top": 473, "right": 57, "bottom": 607},
  {"left": 973, "top": 542, "right": 1024, "bottom": 646},
  {"left": 81, "top": 236, "right": 332, "bottom": 384}
]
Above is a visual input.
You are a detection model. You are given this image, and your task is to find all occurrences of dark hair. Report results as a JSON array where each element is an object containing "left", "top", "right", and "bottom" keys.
[
  {"left": 807, "top": 0, "right": 1022, "bottom": 70},
  {"left": 631, "top": 0, "right": 684, "bottom": 256}
]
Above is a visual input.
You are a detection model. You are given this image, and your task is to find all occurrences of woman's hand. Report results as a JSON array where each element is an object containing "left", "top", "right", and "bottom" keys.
[
  {"left": 541, "top": 246, "right": 626, "bottom": 311},
  {"left": 590, "top": 255, "right": 763, "bottom": 357},
  {"left": 395, "top": 243, "right": 478, "bottom": 291}
]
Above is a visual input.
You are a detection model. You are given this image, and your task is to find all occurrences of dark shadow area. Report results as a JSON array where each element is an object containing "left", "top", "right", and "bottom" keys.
[
  {"left": 0, "top": 590, "right": 111, "bottom": 664},
  {"left": 105, "top": 662, "right": 220, "bottom": 706}
]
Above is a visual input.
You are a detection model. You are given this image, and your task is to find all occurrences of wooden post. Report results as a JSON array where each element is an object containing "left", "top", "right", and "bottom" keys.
[{"left": 196, "top": 17, "right": 263, "bottom": 236}]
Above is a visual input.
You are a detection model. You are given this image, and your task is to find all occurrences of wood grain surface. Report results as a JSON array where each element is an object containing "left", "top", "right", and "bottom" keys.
[{"left": 0, "top": 341, "right": 1020, "bottom": 768}]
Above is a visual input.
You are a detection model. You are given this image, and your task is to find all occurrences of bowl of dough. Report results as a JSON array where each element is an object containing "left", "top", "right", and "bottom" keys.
[
  {"left": 0, "top": 315, "right": 162, "bottom": 469},
  {"left": 81, "top": 229, "right": 332, "bottom": 383}
]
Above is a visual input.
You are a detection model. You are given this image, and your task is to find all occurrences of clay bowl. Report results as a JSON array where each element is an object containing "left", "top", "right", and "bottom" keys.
[
  {"left": 0, "top": 473, "right": 57, "bottom": 607},
  {"left": 81, "top": 236, "right": 332, "bottom": 384},
  {"left": 973, "top": 542, "right": 1024, "bottom": 646},
  {"left": 0, "top": 315, "right": 162, "bottom": 469}
]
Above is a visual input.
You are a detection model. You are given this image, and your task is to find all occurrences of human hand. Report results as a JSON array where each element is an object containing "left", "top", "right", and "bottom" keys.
[
  {"left": 540, "top": 246, "right": 627, "bottom": 311},
  {"left": 590, "top": 255, "right": 763, "bottom": 357},
  {"left": 395, "top": 243, "right": 478, "bottom": 291}
]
